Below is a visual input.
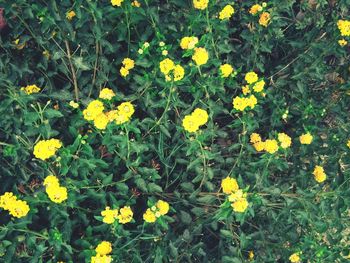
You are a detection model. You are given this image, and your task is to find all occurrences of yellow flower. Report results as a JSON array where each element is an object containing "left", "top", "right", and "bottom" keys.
[
  {"left": 253, "top": 141, "right": 265, "bottom": 152},
  {"left": 43, "top": 175, "right": 60, "bottom": 188},
  {"left": 120, "top": 67, "right": 129, "bottom": 77},
  {"left": 182, "top": 115, "right": 200, "bottom": 133},
  {"left": 111, "top": 0, "right": 124, "bottom": 7},
  {"left": 66, "top": 10, "right": 76, "bottom": 20},
  {"left": 248, "top": 250, "right": 254, "bottom": 261},
  {"left": 99, "top": 88, "right": 115, "bottom": 100},
  {"left": 221, "top": 177, "right": 239, "bottom": 194},
  {"left": 46, "top": 185, "right": 68, "bottom": 203},
  {"left": 337, "top": 20, "right": 350, "bottom": 37},
  {"left": 173, "top": 64, "right": 185, "bottom": 81},
  {"left": 43, "top": 50, "right": 50, "bottom": 59},
  {"left": 347, "top": 139, "right": 350, "bottom": 149},
  {"left": 277, "top": 133, "right": 292, "bottom": 149},
  {"left": 191, "top": 108, "right": 209, "bottom": 126},
  {"left": 250, "top": 133, "right": 261, "bottom": 144},
  {"left": 0, "top": 192, "right": 18, "bottom": 211},
  {"left": 338, "top": 39, "right": 348, "bottom": 46},
  {"left": 233, "top": 96, "right": 247, "bottom": 111},
  {"left": 83, "top": 100, "right": 105, "bottom": 121},
  {"left": 299, "top": 133, "right": 313, "bottom": 144},
  {"left": 117, "top": 206, "right": 133, "bottom": 224},
  {"left": 228, "top": 189, "right": 244, "bottom": 202},
  {"left": 156, "top": 200, "right": 170, "bottom": 215},
  {"left": 159, "top": 58, "right": 175, "bottom": 75},
  {"left": 114, "top": 111, "right": 130, "bottom": 125},
  {"left": 289, "top": 253, "right": 300, "bottom": 263},
  {"left": 13, "top": 38, "right": 26, "bottom": 50},
  {"left": 122, "top": 58, "right": 135, "bottom": 70},
  {"left": 232, "top": 198, "right": 249, "bottom": 213},
  {"left": 33, "top": 139, "right": 62, "bottom": 161},
  {"left": 253, "top": 80, "right": 265, "bottom": 92},
  {"left": 8, "top": 200, "right": 30, "bottom": 218},
  {"left": 193, "top": 0, "right": 209, "bottom": 10},
  {"left": 264, "top": 139, "right": 279, "bottom": 154},
  {"left": 131, "top": 0, "right": 141, "bottom": 7},
  {"left": 220, "top": 64, "right": 233, "bottom": 78},
  {"left": 192, "top": 47, "right": 209, "bottom": 66},
  {"left": 94, "top": 113, "right": 109, "bottom": 130},
  {"left": 143, "top": 208, "right": 157, "bottom": 223},
  {"left": 313, "top": 165, "right": 326, "bottom": 183},
  {"left": 245, "top": 72, "right": 258, "bottom": 84},
  {"left": 21, "top": 84, "right": 41, "bottom": 94},
  {"left": 69, "top": 101, "right": 79, "bottom": 109},
  {"left": 91, "top": 254, "right": 112, "bottom": 263},
  {"left": 242, "top": 85, "right": 250, "bottom": 95},
  {"left": 101, "top": 207, "right": 119, "bottom": 224},
  {"left": 117, "top": 102, "right": 135, "bottom": 118},
  {"left": 95, "top": 241, "right": 112, "bottom": 256},
  {"left": 180, "top": 36, "right": 199, "bottom": 50},
  {"left": 247, "top": 95, "right": 257, "bottom": 109},
  {"left": 219, "top": 5, "right": 234, "bottom": 20},
  {"left": 259, "top": 12, "right": 270, "bottom": 27},
  {"left": 249, "top": 4, "right": 262, "bottom": 15}
]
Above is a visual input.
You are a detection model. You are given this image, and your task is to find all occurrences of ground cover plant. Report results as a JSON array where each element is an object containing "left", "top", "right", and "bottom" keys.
[{"left": 0, "top": 0, "right": 350, "bottom": 262}]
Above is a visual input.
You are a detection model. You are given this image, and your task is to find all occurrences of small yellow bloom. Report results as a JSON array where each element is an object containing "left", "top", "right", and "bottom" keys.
[
  {"left": 173, "top": 64, "right": 185, "bottom": 81},
  {"left": 156, "top": 200, "right": 170, "bottom": 215},
  {"left": 253, "top": 80, "right": 265, "bottom": 92},
  {"left": 162, "top": 50, "right": 168, "bottom": 56},
  {"left": 101, "top": 206, "right": 119, "bottom": 224},
  {"left": 159, "top": 58, "right": 175, "bottom": 75},
  {"left": 99, "top": 88, "right": 115, "bottom": 100},
  {"left": 347, "top": 139, "right": 350, "bottom": 149},
  {"left": 277, "top": 133, "right": 292, "bottom": 149},
  {"left": 94, "top": 113, "right": 109, "bottom": 130},
  {"left": 69, "top": 100, "right": 79, "bottom": 109},
  {"left": 91, "top": 254, "right": 112, "bottom": 263},
  {"left": 264, "top": 139, "right": 279, "bottom": 154},
  {"left": 219, "top": 5, "right": 234, "bottom": 20},
  {"left": 111, "top": 0, "right": 124, "bottom": 7},
  {"left": 180, "top": 36, "right": 199, "bottom": 50},
  {"left": 337, "top": 20, "right": 350, "bottom": 37},
  {"left": 43, "top": 175, "right": 60, "bottom": 188},
  {"left": 220, "top": 64, "right": 233, "bottom": 78},
  {"left": 250, "top": 133, "right": 261, "bottom": 144},
  {"left": 33, "top": 139, "right": 62, "bottom": 161},
  {"left": 232, "top": 197, "right": 249, "bottom": 213},
  {"left": 120, "top": 67, "right": 129, "bottom": 77},
  {"left": 245, "top": 72, "right": 258, "bottom": 84},
  {"left": 143, "top": 208, "right": 157, "bottom": 223},
  {"left": 338, "top": 39, "right": 348, "bottom": 46},
  {"left": 192, "top": 47, "right": 209, "bottom": 66},
  {"left": 117, "top": 206, "right": 133, "bottom": 224},
  {"left": 117, "top": 102, "right": 135, "bottom": 118},
  {"left": 289, "top": 253, "right": 300, "bottom": 263},
  {"left": 221, "top": 177, "right": 239, "bottom": 194},
  {"left": 95, "top": 241, "right": 112, "bottom": 256},
  {"left": 249, "top": 4, "right": 263, "bottom": 15},
  {"left": 253, "top": 141, "right": 265, "bottom": 152},
  {"left": 83, "top": 100, "right": 104, "bottom": 121},
  {"left": 259, "top": 12, "right": 271, "bottom": 27},
  {"left": 193, "top": 0, "right": 209, "bottom": 10},
  {"left": 66, "top": 10, "right": 76, "bottom": 21},
  {"left": 122, "top": 58, "right": 135, "bottom": 70},
  {"left": 182, "top": 115, "right": 200, "bottom": 133},
  {"left": 242, "top": 85, "right": 250, "bottom": 95},
  {"left": 248, "top": 250, "right": 254, "bottom": 261},
  {"left": 313, "top": 165, "right": 326, "bottom": 183},
  {"left": 131, "top": 0, "right": 141, "bottom": 7},
  {"left": 13, "top": 38, "right": 26, "bottom": 50},
  {"left": 46, "top": 185, "right": 68, "bottom": 203},
  {"left": 299, "top": 133, "right": 313, "bottom": 144},
  {"left": 43, "top": 50, "right": 50, "bottom": 59},
  {"left": 21, "top": 84, "right": 41, "bottom": 95}
]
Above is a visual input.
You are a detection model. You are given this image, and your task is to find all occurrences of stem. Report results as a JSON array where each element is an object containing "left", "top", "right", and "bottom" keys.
[
  {"left": 197, "top": 139, "right": 208, "bottom": 189},
  {"left": 205, "top": 8, "right": 219, "bottom": 59},
  {"left": 64, "top": 40, "right": 79, "bottom": 101}
]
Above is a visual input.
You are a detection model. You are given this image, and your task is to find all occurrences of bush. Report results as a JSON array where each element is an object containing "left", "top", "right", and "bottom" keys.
[{"left": 1, "top": 0, "right": 350, "bottom": 262}]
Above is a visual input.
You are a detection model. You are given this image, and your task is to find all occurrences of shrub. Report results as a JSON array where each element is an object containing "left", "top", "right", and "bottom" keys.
[{"left": 1, "top": 0, "right": 350, "bottom": 262}]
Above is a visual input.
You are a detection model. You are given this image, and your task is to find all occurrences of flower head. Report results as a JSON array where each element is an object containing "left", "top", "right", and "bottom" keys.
[
  {"left": 192, "top": 47, "right": 209, "bottom": 66},
  {"left": 259, "top": 12, "right": 270, "bottom": 27},
  {"left": 299, "top": 133, "right": 313, "bottom": 144},
  {"left": 99, "top": 88, "right": 115, "bottom": 100},
  {"left": 221, "top": 177, "right": 239, "bottom": 194},
  {"left": 95, "top": 241, "right": 112, "bottom": 256},
  {"left": 193, "top": 0, "right": 209, "bottom": 10},
  {"left": 220, "top": 64, "right": 233, "bottom": 78},
  {"left": 180, "top": 36, "right": 198, "bottom": 50},
  {"left": 245, "top": 72, "right": 258, "bottom": 84},
  {"left": 313, "top": 165, "right": 326, "bottom": 183},
  {"left": 219, "top": 5, "right": 234, "bottom": 20}
]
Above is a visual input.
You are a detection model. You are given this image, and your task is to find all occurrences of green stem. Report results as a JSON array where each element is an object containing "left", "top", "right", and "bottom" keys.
[{"left": 205, "top": 8, "right": 219, "bottom": 59}]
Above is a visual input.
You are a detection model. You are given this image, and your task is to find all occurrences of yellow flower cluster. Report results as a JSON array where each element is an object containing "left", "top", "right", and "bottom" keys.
[
  {"left": 33, "top": 139, "right": 62, "bottom": 161},
  {"left": 120, "top": 58, "right": 135, "bottom": 77},
  {"left": 249, "top": 4, "right": 262, "bottom": 15},
  {"left": 111, "top": 0, "right": 124, "bottom": 7},
  {"left": 259, "top": 12, "right": 270, "bottom": 27},
  {"left": 101, "top": 206, "right": 133, "bottom": 224},
  {"left": 159, "top": 58, "right": 185, "bottom": 82},
  {"left": 221, "top": 177, "right": 249, "bottom": 213},
  {"left": 143, "top": 200, "right": 170, "bottom": 223},
  {"left": 193, "top": 0, "right": 209, "bottom": 10},
  {"left": 21, "top": 84, "right": 41, "bottom": 94},
  {"left": 313, "top": 165, "right": 326, "bottom": 183},
  {"left": 91, "top": 241, "right": 113, "bottom": 263},
  {"left": 347, "top": 139, "right": 350, "bottom": 149},
  {"left": 192, "top": 47, "right": 209, "bottom": 66},
  {"left": 338, "top": 39, "right": 348, "bottom": 46},
  {"left": 0, "top": 192, "right": 30, "bottom": 218},
  {"left": 299, "top": 132, "right": 313, "bottom": 144},
  {"left": 43, "top": 175, "right": 68, "bottom": 203},
  {"left": 182, "top": 108, "right": 209, "bottom": 133},
  {"left": 99, "top": 88, "right": 115, "bottom": 101},
  {"left": 180, "top": 36, "right": 198, "bottom": 50},
  {"left": 69, "top": 100, "right": 79, "bottom": 109},
  {"left": 219, "top": 5, "right": 234, "bottom": 20},
  {"left": 220, "top": 64, "right": 233, "bottom": 78},
  {"left": 131, "top": 0, "right": 141, "bottom": 7},
  {"left": 289, "top": 252, "right": 301, "bottom": 263},
  {"left": 233, "top": 72, "right": 266, "bottom": 111},
  {"left": 66, "top": 10, "right": 76, "bottom": 21},
  {"left": 337, "top": 19, "right": 350, "bottom": 37},
  {"left": 250, "top": 132, "right": 291, "bottom": 153}
]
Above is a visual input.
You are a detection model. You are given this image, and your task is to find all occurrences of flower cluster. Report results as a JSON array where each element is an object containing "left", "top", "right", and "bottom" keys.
[
  {"left": 120, "top": 58, "right": 135, "bottom": 77},
  {"left": 289, "top": 252, "right": 301, "bottom": 263},
  {"left": 43, "top": 175, "right": 68, "bottom": 203},
  {"left": 143, "top": 200, "right": 170, "bottom": 223},
  {"left": 233, "top": 72, "right": 266, "bottom": 111},
  {"left": 33, "top": 139, "right": 62, "bottom": 161},
  {"left": 249, "top": 3, "right": 270, "bottom": 27},
  {"left": 182, "top": 108, "right": 209, "bottom": 133},
  {"left": 221, "top": 177, "right": 249, "bottom": 213},
  {"left": 337, "top": 19, "right": 350, "bottom": 46},
  {"left": 99, "top": 88, "right": 115, "bottom": 101},
  {"left": 21, "top": 84, "right": 41, "bottom": 94},
  {"left": 250, "top": 132, "right": 291, "bottom": 154},
  {"left": 313, "top": 165, "right": 326, "bottom": 183},
  {"left": 180, "top": 36, "right": 198, "bottom": 50},
  {"left": 0, "top": 192, "right": 30, "bottom": 218},
  {"left": 220, "top": 64, "right": 234, "bottom": 78},
  {"left": 219, "top": 5, "right": 234, "bottom": 20},
  {"left": 299, "top": 132, "right": 313, "bottom": 144},
  {"left": 66, "top": 10, "right": 76, "bottom": 21},
  {"left": 91, "top": 241, "right": 113, "bottom": 263},
  {"left": 193, "top": 0, "right": 209, "bottom": 10},
  {"left": 192, "top": 47, "right": 209, "bottom": 66},
  {"left": 111, "top": 0, "right": 124, "bottom": 7},
  {"left": 101, "top": 206, "right": 133, "bottom": 224},
  {"left": 159, "top": 58, "right": 185, "bottom": 82}
]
